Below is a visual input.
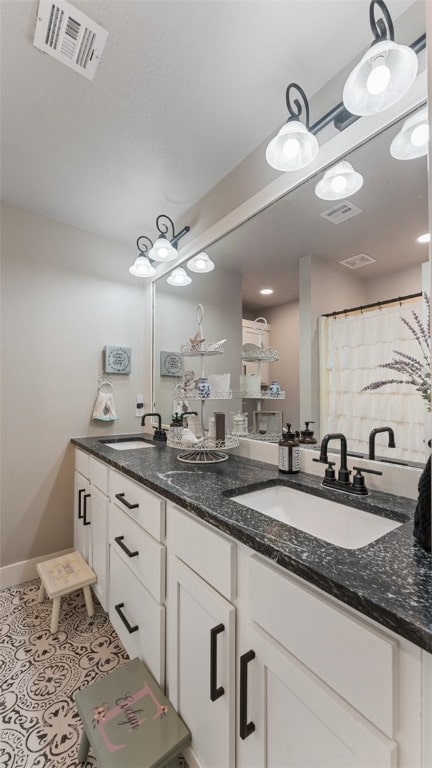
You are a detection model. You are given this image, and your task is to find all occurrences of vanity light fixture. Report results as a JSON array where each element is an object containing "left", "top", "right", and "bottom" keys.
[
  {"left": 315, "top": 161, "right": 364, "bottom": 200},
  {"left": 260, "top": 288, "right": 274, "bottom": 295},
  {"left": 416, "top": 233, "right": 430, "bottom": 244},
  {"left": 343, "top": 0, "right": 418, "bottom": 117},
  {"left": 390, "top": 106, "right": 429, "bottom": 160},
  {"left": 129, "top": 236, "right": 156, "bottom": 277},
  {"left": 265, "top": 83, "right": 319, "bottom": 172},
  {"left": 186, "top": 252, "right": 215, "bottom": 273},
  {"left": 148, "top": 214, "right": 190, "bottom": 262},
  {"left": 167, "top": 266, "right": 192, "bottom": 287}
]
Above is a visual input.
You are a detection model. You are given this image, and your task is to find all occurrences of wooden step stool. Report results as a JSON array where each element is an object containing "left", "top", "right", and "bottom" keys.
[
  {"left": 74, "top": 657, "right": 191, "bottom": 768},
  {"left": 36, "top": 551, "right": 96, "bottom": 633}
]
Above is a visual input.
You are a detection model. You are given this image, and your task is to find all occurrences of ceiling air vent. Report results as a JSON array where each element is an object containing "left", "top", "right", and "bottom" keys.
[
  {"left": 339, "top": 253, "right": 377, "bottom": 269},
  {"left": 33, "top": 0, "right": 108, "bottom": 81},
  {"left": 320, "top": 201, "right": 362, "bottom": 225}
]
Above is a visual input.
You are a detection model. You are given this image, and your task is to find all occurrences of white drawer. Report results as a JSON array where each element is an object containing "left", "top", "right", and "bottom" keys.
[
  {"left": 110, "top": 504, "right": 166, "bottom": 603},
  {"left": 110, "top": 470, "right": 165, "bottom": 541},
  {"left": 167, "top": 504, "right": 236, "bottom": 601},
  {"left": 249, "top": 555, "right": 396, "bottom": 738},
  {"left": 75, "top": 449, "right": 90, "bottom": 479},
  {"left": 89, "top": 456, "right": 109, "bottom": 496},
  {"left": 109, "top": 548, "right": 165, "bottom": 686}
]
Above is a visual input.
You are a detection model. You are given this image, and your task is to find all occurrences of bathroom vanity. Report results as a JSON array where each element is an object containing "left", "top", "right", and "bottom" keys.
[{"left": 71, "top": 435, "right": 432, "bottom": 768}]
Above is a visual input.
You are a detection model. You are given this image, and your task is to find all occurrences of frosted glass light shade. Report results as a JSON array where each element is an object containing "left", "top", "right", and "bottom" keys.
[
  {"left": 167, "top": 267, "right": 192, "bottom": 286},
  {"left": 390, "top": 107, "right": 429, "bottom": 160},
  {"left": 315, "top": 161, "right": 364, "bottom": 200},
  {"left": 343, "top": 39, "right": 418, "bottom": 116},
  {"left": 265, "top": 120, "right": 319, "bottom": 171},
  {"left": 129, "top": 255, "right": 156, "bottom": 277},
  {"left": 187, "top": 252, "right": 215, "bottom": 273},
  {"left": 149, "top": 235, "right": 178, "bottom": 262}
]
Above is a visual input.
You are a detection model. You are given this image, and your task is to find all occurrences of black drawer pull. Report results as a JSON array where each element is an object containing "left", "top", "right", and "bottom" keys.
[
  {"left": 82, "top": 494, "right": 91, "bottom": 526},
  {"left": 210, "top": 623, "right": 225, "bottom": 701},
  {"left": 114, "top": 602, "right": 138, "bottom": 634},
  {"left": 240, "top": 650, "right": 255, "bottom": 739},
  {"left": 78, "top": 488, "right": 86, "bottom": 519},
  {"left": 114, "top": 535, "right": 139, "bottom": 558},
  {"left": 115, "top": 492, "right": 139, "bottom": 510}
]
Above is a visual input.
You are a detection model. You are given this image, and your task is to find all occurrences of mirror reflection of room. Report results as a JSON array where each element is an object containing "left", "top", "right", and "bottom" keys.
[{"left": 154, "top": 104, "right": 429, "bottom": 465}]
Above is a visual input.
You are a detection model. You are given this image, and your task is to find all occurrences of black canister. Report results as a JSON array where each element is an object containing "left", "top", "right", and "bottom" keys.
[
  {"left": 298, "top": 421, "right": 317, "bottom": 445},
  {"left": 278, "top": 423, "right": 300, "bottom": 474}
]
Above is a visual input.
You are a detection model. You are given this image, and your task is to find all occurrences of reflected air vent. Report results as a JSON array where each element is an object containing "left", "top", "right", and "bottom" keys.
[
  {"left": 340, "top": 253, "right": 377, "bottom": 269},
  {"left": 320, "top": 201, "right": 362, "bottom": 225},
  {"left": 33, "top": 0, "right": 108, "bottom": 81}
]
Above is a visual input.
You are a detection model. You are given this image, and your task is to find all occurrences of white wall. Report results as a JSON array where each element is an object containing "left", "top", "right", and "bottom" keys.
[
  {"left": 0, "top": 203, "right": 151, "bottom": 570},
  {"left": 262, "top": 302, "right": 300, "bottom": 429},
  {"left": 365, "top": 263, "right": 423, "bottom": 303}
]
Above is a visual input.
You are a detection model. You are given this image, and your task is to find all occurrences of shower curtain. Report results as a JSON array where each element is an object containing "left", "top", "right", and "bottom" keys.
[{"left": 319, "top": 300, "right": 426, "bottom": 464}]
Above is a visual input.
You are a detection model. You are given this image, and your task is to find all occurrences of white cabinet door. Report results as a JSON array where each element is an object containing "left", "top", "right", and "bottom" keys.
[
  {"left": 167, "top": 556, "right": 236, "bottom": 768},
  {"left": 242, "top": 322, "right": 270, "bottom": 384},
  {"left": 237, "top": 619, "right": 397, "bottom": 768},
  {"left": 73, "top": 471, "right": 91, "bottom": 564},
  {"left": 90, "top": 485, "right": 109, "bottom": 610}
]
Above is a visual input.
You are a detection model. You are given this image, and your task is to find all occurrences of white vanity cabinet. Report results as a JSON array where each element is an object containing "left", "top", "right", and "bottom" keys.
[
  {"left": 108, "top": 468, "right": 166, "bottom": 687},
  {"left": 166, "top": 503, "right": 237, "bottom": 768},
  {"left": 73, "top": 450, "right": 109, "bottom": 609}
]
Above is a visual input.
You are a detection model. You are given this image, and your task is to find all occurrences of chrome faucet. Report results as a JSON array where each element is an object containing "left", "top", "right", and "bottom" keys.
[
  {"left": 313, "top": 432, "right": 382, "bottom": 495},
  {"left": 141, "top": 412, "right": 167, "bottom": 441},
  {"left": 368, "top": 427, "right": 395, "bottom": 460}
]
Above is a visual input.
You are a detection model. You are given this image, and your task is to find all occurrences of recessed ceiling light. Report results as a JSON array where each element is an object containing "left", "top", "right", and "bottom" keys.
[
  {"left": 260, "top": 288, "right": 274, "bottom": 295},
  {"left": 416, "top": 233, "right": 430, "bottom": 244}
]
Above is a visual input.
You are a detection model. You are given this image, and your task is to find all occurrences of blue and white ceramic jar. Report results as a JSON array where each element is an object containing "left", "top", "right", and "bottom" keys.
[
  {"left": 269, "top": 380, "right": 281, "bottom": 396},
  {"left": 196, "top": 377, "right": 211, "bottom": 398}
]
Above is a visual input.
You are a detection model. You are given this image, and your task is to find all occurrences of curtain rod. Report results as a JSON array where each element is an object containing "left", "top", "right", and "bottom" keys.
[{"left": 322, "top": 291, "right": 423, "bottom": 318}]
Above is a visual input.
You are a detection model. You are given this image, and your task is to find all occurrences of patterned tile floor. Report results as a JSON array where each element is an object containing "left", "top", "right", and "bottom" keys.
[{"left": 0, "top": 579, "right": 130, "bottom": 767}]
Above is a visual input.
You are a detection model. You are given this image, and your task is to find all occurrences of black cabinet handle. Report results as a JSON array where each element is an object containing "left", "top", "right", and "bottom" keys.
[
  {"left": 240, "top": 650, "right": 255, "bottom": 739},
  {"left": 114, "top": 535, "right": 139, "bottom": 558},
  {"left": 82, "top": 494, "right": 91, "bottom": 525},
  {"left": 114, "top": 602, "right": 138, "bottom": 634},
  {"left": 78, "top": 488, "right": 85, "bottom": 519},
  {"left": 210, "top": 623, "right": 225, "bottom": 701},
  {"left": 115, "top": 492, "right": 139, "bottom": 510}
]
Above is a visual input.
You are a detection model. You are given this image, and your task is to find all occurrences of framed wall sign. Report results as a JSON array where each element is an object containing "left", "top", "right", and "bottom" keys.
[
  {"left": 104, "top": 346, "right": 132, "bottom": 374},
  {"left": 160, "top": 351, "right": 184, "bottom": 377}
]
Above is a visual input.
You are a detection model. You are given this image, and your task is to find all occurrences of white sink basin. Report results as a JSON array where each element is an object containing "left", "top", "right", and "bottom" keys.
[
  {"left": 232, "top": 485, "right": 402, "bottom": 549},
  {"left": 102, "top": 440, "right": 156, "bottom": 451}
]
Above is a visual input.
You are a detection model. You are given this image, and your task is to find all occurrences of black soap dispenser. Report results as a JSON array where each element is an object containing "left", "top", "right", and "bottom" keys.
[
  {"left": 278, "top": 424, "right": 300, "bottom": 474},
  {"left": 298, "top": 421, "right": 317, "bottom": 445}
]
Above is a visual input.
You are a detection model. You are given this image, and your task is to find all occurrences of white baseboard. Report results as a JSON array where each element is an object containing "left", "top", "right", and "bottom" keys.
[{"left": 0, "top": 548, "right": 75, "bottom": 589}]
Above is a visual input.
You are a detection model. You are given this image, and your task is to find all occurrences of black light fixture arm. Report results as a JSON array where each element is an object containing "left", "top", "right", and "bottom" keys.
[
  {"left": 136, "top": 235, "right": 153, "bottom": 255},
  {"left": 370, "top": 0, "right": 394, "bottom": 42},
  {"left": 285, "top": 83, "right": 311, "bottom": 129},
  {"left": 155, "top": 214, "right": 190, "bottom": 248}
]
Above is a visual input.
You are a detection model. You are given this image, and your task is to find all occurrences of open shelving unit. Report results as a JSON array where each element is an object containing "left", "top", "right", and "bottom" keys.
[
  {"left": 237, "top": 317, "right": 285, "bottom": 442},
  {"left": 167, "top": 304, "right": 239, "bottom": 464}
]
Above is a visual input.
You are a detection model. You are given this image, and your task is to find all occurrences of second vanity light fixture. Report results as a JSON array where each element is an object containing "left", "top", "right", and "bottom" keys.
[
  {"left": 315, "top": 161, "right": 364, "bottom": 200},
  {"left": 265, "top": 0, "right": 426, "bottom": 175},
  {"left": 129, "top": 213, "right": 190, "bottom": 277}
]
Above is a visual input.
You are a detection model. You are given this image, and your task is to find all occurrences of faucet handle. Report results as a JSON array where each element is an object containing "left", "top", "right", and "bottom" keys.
[
  {"left": 351, "top": 466, "right": 383, "bottom": 495},
  {"left": 313, "top": 458, "right": 336, "bottom": 482}
]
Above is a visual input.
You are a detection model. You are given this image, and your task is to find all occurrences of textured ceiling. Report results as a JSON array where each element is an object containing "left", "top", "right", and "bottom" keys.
[{"left": 0, "top": 0, "right": 418, "bottom": 249}]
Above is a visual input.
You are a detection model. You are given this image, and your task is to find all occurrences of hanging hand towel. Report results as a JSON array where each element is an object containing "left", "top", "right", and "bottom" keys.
[{"left": 92, "top": 391, "right": 118, "bottom": 421}]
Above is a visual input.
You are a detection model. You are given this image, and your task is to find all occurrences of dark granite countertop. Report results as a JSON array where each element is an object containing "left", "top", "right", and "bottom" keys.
[{"left": 71, "top": 433, "right": 432, "bottom": 653}]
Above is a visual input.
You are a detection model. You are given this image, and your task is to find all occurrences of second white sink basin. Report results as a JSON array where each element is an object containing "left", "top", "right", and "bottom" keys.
[
  {"left": 102, "top": 440, "right": 156, "bottom": 451},
  {"left": 232, "top": 485, "right": 402, "bottom": 549}
]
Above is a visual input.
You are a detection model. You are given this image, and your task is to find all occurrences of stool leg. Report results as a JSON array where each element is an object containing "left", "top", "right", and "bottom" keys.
[
  {"left": 77, "top": 728, "right": 90, "bottom": 764},
  {"left": 51, "top": 597, "right": 61, "bottom": 633},
  {"left": 83, "top": 585, "right": 94, "bottom": 618},
  {"left": 38, "top": 582, "right": 46, "bottom": 603}
]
